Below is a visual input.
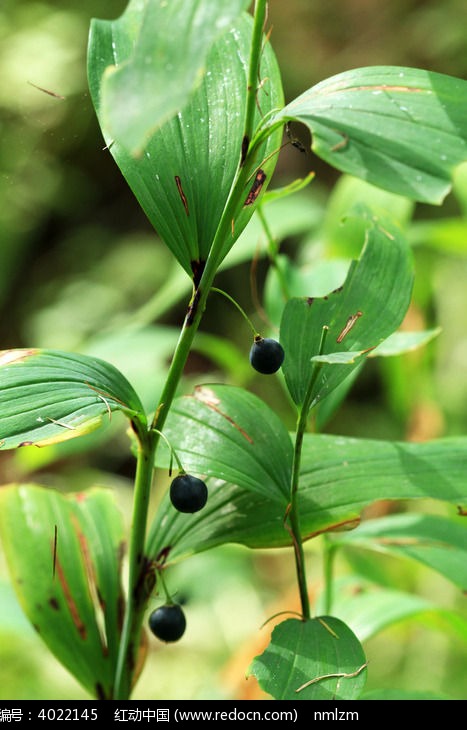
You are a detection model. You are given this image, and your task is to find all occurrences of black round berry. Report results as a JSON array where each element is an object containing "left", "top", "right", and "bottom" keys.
[
  {"left": 249, "top": 337, "right": 285, "bottom": 374},
  {"left": 148, "top": 604, "right": 186, "bottom": 642},
  {"left": 170, "top": 474, "right": 208, "bottom": 513}
]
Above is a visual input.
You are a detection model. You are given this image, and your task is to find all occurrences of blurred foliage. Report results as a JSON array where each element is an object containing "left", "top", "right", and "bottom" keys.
[{"left": 0, "top": 0, "right": 466, "bottom": 700}]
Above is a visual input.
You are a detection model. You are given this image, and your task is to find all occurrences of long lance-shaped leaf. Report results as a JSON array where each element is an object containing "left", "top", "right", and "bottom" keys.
[
  {"left": 88, "top": 12, "right": 284, "bottom": 277},
  {"left": 149, "top": 385, "right": 467, "bottom": 562},
  {"left": 0, "top": 485, "right": 126, "bottom": 700},
  {"left": 315, "top": 578, "right": 467, "bottom": 645},
  {"left": 271, "top": 66, "right": 467, "bottom": 204},
  {"left": 280, "top": 212, "right": 414, "bottom": 410},
  {"left": 330, "top": 513, "right": 467, "bottom": 590},
  {"left": 93, "top": 0, "right": 251, "bottom": 155},
  {"left": 298, "top": 433, "right": 467, "bottom": 537},
  {"left": 0, "top": 349, "right": 146, "bottom": 449}
]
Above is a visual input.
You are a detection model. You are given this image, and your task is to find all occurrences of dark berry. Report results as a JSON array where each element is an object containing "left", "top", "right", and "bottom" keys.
[
  {"left": 249, "top": 337, "right": 285, "bottom": 374},
  {"left": 170, "top": 474, "right": 208, "bottom": 513},
  {"left": 148, "top": 604, "right": 186, "bottom": 642}
]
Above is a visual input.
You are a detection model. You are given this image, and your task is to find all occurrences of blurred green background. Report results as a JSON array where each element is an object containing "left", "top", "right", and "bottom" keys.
[{"left": 0, "top": 0, "right": 466, "bottom": 700}]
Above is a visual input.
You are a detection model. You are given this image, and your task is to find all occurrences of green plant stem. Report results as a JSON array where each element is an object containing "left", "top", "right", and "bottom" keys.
[
  {"left": 287, "top": 327, "right": 328, "bottom": 620},
  {"left": 289, "top": 412, "right": 311, "bottom": 619},
  {"left": 113, "top": 268, "right": 214, "bottom": 700},
  {"left": 243, "top": 0, "right": 269, "bottom": 156},
  {"left": 113, "top": 1, "right": 277, "bottom": 699},
  {"left": 113, "top": 429, "right": 156, "bottom": 699},
  {"left": 256, "top": 205, "right": 290, "bottom": 301}
]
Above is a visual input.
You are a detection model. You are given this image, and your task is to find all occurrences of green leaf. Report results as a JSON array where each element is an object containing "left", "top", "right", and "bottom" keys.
[
  {"left": 248, "top": 617, "right": 367, "bottom": 700},
  {"left": 331, "top": 513, "right": 467, "bottom": 590},
  {"left": 88, "top": 12, "right": 284, "bottom": 276},
  {"left": 264, "top": 256, "right": 350, "bottom": 329},
  {"left": 146, "top": 477, "right": 288, "bottom": 564},
  {"left": 273, "top": 66, "right": 467, "bottom": 204},
  {"left": 312, "top": 329, "right": 440, "bottom": 429},
  {"left": 0, "top": 484, "right": 125, "bottom": 699},
  {"left": 149, "top": 384, "right": 467, "bottom": 561},
  {"left": 311, "top": 351, "right": 366, "bottom": 364},
  {"left": 0, "top": 348, "right": 145, "bottom": 449},
  {"left": 157, "top": 384, "right": 293, "bottom": 503},
  {"left": 84, "top": 326, "right": 182, "bottom": 414},
  {"left": 280, "top": 214, "right": 414, "bottom": 410},
  {"left": 314, "top": 365, "right": 364, "bottom": 432},
  {"left": 92, "top": 0, "right": 250, "bottom": 154},
  {"left": 316, "top": 578, "right": 467, "bottom": 644},
  {"left": 298, "top": 433, "right": 467, "bottom": 536},
  {"left": 310, "top": 329, "right": 440, "bottom": 366},
  {"left": 368, "top": 328, "right": 442, "bottom": 357}
]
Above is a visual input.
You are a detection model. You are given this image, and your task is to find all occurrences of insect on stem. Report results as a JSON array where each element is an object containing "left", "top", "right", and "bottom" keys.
[
  {"left": 336, "top": 311, "right": 363, "bottom": 343},
  {"left": 244, "top": 169, "right": 267, "bottom": 206},
  {"left": 285, "top": 122, "right": 307, "bottom": 153}
]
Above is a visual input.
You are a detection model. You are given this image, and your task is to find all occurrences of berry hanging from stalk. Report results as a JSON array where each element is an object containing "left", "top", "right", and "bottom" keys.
[
  {"left": 169, "top": 473, "right": 208, "bottom": 513},
  {"left": 148, "top": 604, "right": 186, "bottom": 643},
  {"left": 249, "top": 335, "right": 285, "bottom": 375}
]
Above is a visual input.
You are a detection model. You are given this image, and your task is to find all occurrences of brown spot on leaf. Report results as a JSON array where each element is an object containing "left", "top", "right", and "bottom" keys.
[
  {"left": 192, "top": 386, "right": 253, "bottom": 444},
  {"left": 302, "top": 516, "right": 361, "bottom": 541},
  {"left": 96, "top": 586, "right": 106, "bottom": 612},
  {"left": 352, "top": 84, "right": 426, "bottom": 94},
  {"left": 174, "top": 175, "right": 189, "bottom": 216},
  {"left": 155, "top": 545, "right": 171, "bottom": 567},
  {"left": 193, "top": 386, "right": 221, "bottom": 407},
  {"left": 49, "top": 597, "right": 60, "bottom": 610},
  {"left": 54, "top": 555, "right": 87, "bottom": 640},
  {"left": 0, "top": 348, "right": 38, "bottom": 367},
  {"left": 72, "top": 515, "right": 108, "bottom": 654}
]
